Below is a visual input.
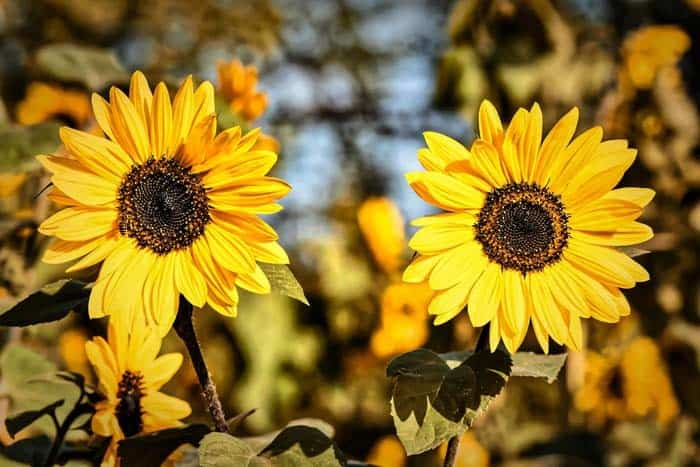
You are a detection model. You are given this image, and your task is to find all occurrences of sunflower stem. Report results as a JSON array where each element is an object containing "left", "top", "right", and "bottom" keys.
[
  {"left": 443, "top": 323, "right": 490, "bottom": 467},
  {"left": 174, "top": 298, "right": 229, "bottom": 433}
]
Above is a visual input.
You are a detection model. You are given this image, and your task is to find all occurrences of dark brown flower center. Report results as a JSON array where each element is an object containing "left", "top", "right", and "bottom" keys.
[
  {"left": 117, "top": 157, "right": 210, "bottom": 254},
  {"left": 115, "top": 370, "right": 145, "bottom": 437},
  {"left": 475, "top": 182, "right": 569, "bottom": 273}
]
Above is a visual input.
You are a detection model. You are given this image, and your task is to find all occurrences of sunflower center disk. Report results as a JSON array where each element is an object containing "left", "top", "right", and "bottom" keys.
[
  {"left": 118, "top": 158, "right": 210, "bottom": 254},
  {"left": 475, "top": 183, "right": 569, "bottom": 273},
  {"left": 115, "top": 370, "right": 145, "bottom": 437}
]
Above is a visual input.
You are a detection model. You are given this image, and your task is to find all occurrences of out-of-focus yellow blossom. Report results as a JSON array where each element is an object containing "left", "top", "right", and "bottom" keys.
[
  {"left": 370, "top": 283, "right": 432, "bottom": 358},
  {"left": 217, "top": 60, "right": 268, "bottom": 122},
  {"left": 622, "top": 26, "right": 690, "bottom": 89},
  {"left": 575, "top": 336, "right": 679, "bottom": 427},
  {"left": 0, "top": 173, "right": 27, "bottom": 198},
  {"left": 16, "top": 82, "right": 92, "bottom": 127},
  {"left": 366, "top": 435, "right": 406, "bottom": 467},
  {"left": 357, "top": 197, "right": 406, "bottom": 275},
  {"left": 59, "top": 328, "right": 92, "bottom": 383},
  {"left": 438, "top": 432, "right": 490, "bottom": 467}
]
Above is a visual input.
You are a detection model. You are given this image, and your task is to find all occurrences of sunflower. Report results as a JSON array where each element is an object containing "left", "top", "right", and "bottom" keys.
[
  {"left": 217, "top": 60, "right": 268, "bottom": 122},
  {"left": 574, "top": 337, "right": 679, "bottom": 427},
  {"left": 16, "top": 82, "right": 92, "bottom": 128},
  {"left": 357, "top": 196, "right": 406, "bottom": 274},
  {"left": 404, "top": 100, "right": 653, "bottom": 353},
  {"left": 38, "top": 71, "right": 290, "bottom": 335},
  {"left": 86, "top": 320, "right": 190, "bottom": 466},
  {"left": 622, "top": 26, "right": 690, "bottom": 90}
]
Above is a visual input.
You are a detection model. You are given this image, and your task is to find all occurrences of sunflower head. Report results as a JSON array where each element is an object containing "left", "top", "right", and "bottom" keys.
[
  {"left": 404, "top": 100, "right": 653, "bottom": 353},
  {"left": 217, "top": 59, "right": 268, "bottom": 122},
  {"left": 85, "top": 320, "right": 190, "bottom": 466},
  {"left": 39, "top": 71, "right": 291, "bottom": 335}
]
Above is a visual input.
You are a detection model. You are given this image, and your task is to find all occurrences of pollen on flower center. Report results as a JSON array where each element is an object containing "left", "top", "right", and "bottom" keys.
[
  {"left": 475, "top": 182, "right": 569, "bottom": 273},
  {"left": 115, "top": 370, "right": 145, "bottom": 437},
  {"left": 118, "top": 157, "right": 210, "bottom": 254}
]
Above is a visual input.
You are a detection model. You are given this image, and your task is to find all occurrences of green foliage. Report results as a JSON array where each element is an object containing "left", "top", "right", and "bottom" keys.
[
  {"left": 0, "top": 123, "right": 61, "bottom": 172},
  {"left": 117, "top": 424, "right": 211, "bottom": 467},
  {"left": 511, "top": 352, "right": 568, "bottom": 383},
  {"left": 199, "top": 424, "right": 357, "bottom": 467},
  {"left": 260, "top": 263, "right": 310, "bottom": 306},
  {"left": 5, "top": 400, "right": 63, "bottom": 438},
  {"left": 387, "top": 348, "right": 512, "bottom": 455},
  {"left": 214, "top": 94, "right": 245, "bottom": 131},
  {"left": 35, "top": 44, "right": 128, "bottom": 90},
  {"left": 0, "top": 279, "right": 90, "bottom": 327}
]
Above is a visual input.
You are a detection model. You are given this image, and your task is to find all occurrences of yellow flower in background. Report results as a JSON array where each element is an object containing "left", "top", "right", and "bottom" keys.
[
  {"left": 86, "top": 321, "right": 190, "bottom": 466},
  {"left": 357, "top": 197, "right": 406, "bottom": 274},
  {"left": 404, "top": 100, "right": 653, "bottom": 353},
  {"left": 59, "top": 328, "right": 92, "bottom": 382},
  {"left": 38, "top": 71, "right": 291, "bottom": 335},
  {"left": 366, "top": 435, "right": 406, "bottom": 467},
  {"left": 438, "top": 432, "right": 490, "bottom": 467},
  {"left": 622, "top": 25, "right": 690, "bottom": 89},
  {"left": 575, "top": 337, "right": 679, "bottom": 427},
  {"left": 16, "top": 82, "right": 92, "bottom": 127},
  {"left": 217, "top": 60, "right": 269, "bottom": 122},
  {"left": 252, "top": 132, "right": 281, "bottom": 153},
  {"left": 370, "top": 282, "right": 432, "bottom": 358}
]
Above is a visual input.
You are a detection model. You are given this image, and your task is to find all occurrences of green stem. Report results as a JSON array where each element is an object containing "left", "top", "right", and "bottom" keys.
[
  {"left": 174, "top": 298, "right": 229, "bottom": 433},
  {"left": 43, "top": 387, "right": 91, "bottom": 467}
]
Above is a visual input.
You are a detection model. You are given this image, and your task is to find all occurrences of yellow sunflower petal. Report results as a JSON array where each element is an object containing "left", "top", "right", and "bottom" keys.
[
  {"left": 173, "top": 249, "right": 207, "bottom": 307},
  {"left": 236, "top": 264, "right": 271, "bottom": 294},
  {"left": 39, "top": 206, "right": 116, "bottom": 241},
  {"left": 477, "top": 99, "right": 504, "bottom": 145},
  {"left": 247, "top": 241, "right": 289, "bottom": 264},
  {"left": 109, "top": 87, "right": 151, "bottom": 162},
  {"left": 409, "top": 224, "right": 471, "bottom": 254},
  {"left": 502, "top": 269, "right": 527, "bottom": 333},
  {"left": 43, "top": 237, "right": 103, "bottom": 264},
  {"left": 467, "top": 262, "right": 502, "bottom": 327},
  {"left": 571, "top": 223, "right": 654, "bottom": 246},
  {"left": 569, "top": 199, "right": 644, "bottom": 230},
  {"left": 403, "top": 254, "right": 441, "bottom": 283},
  {"left": 534, "top": 107, "right": 579, "bottom": 184},
  {"left": 406, "top": 172, "right": 485, "bottom": 211},
  {"left": 144, "top": 353, "right": 183, "bottom": 391},
  {"left": 91, "top": 93, "right": 117, "bottom": 142},
  {"left": 149, "top": 82, "right": 173, "bottom": 158},
  {"left": 59, "top": 127, "right": 130, "bottom": 180},
  {"left": 501, "top": 108, "right": 528, "bottom": 182},
  {"left": 519, "top": 103, "right": 542, "bottom": 181},
  {"left": 548, "top": 127, "right": 603, "bottom": 194},
  {"left": 467, "top": 139, "right": 507, "bottom": 187},
  {"left": 422, "top": 131, "right": 470, "bottom": 170},
  {"left": 429, "top": 241, "right": 486, "bottom": 290},
  {"left": 205, "top": 222, "right": 256, "bottom": 273},
  {"left": 565, "top": 238, "right": 648, "bottom": 288},
  {"left": 171, "top": 75, "right": 195, "bottom": 147},
  {"left": 66, "top": 232, "right": 121, "bottom": 273},
  {"left": 38, "top": 155, "right": 118, "bottom": 206},
  {"left": 129, "top": 71, "right": 153, "bottom": 128},
  {"left": 141, "top": 391, "right": 191, "bottom": 420}
]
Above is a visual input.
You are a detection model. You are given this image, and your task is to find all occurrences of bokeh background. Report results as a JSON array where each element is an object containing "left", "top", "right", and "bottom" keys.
[{"left": 1, "top": 0, "right": 699, "bottom": 465}]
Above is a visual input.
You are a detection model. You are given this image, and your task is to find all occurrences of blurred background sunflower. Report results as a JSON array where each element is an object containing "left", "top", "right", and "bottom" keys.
[{"left": 0, "top": 0, "right": 699, "bottom": 466}]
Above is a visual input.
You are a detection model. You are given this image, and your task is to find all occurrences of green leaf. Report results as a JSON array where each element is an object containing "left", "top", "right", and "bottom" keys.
[
  {"left": 199, "top": 433, "right": 269, "bottom": 467},
  {"left": 511, "top": 352, "right": 568, "bottom": 383},
  {"left": 259, "top": 264, "right": 309, "bottom": 306},
  {"left": 0, "top": 123, "right": 61, "bottom": 172},
  {"left": 5, "top": 400, "right": 63, "bottom": 438},
  {"left": 35, "top": 43, "right": 128, "bottom": 90},
  {"left": 117, "top": 424, "right": 211, "bottom": 467},
  {"left": 200, "top": 425, "right": 352, "bottom": 467},
  {"left": 0, "top": 346, "right": 81, "bottom": 438},
  {"left": 618, "top": 246, "right": 650, "bottom": 258},
  {"left": 0, "top": 279, "right": 90, "bottom": 327},
  {"left": 386, "top": 348, "right": 511, "bottom": 455}
]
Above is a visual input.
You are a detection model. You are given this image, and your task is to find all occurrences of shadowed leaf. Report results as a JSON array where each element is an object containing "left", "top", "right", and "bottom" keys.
[
  {"left": 118, "top": 424, "right": 210, "bottom": 467},
  {"left": 5, "top": 400, "right": 63, "bottom": 438},
  {"left": 0, "top": 436, "right": 51, "bottom": 466},
  {"left": 0, "top": 280, "right": 90, "bottom": 327},
  {"left": 387, "top": 348, "right": 511, "bottom": 455}
]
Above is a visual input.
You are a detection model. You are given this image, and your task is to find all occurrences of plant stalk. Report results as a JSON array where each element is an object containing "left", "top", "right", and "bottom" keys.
[
  {"left": 443, "top": 322, "right": 491, "bottom": 467},
  {"left": 174, "top": 298, "right": 229, "bottom": 433}
]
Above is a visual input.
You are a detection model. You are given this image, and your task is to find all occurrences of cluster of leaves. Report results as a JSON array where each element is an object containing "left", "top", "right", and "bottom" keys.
[{"left": 387, "top": 347, "right": 567, "bottom": 455}]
